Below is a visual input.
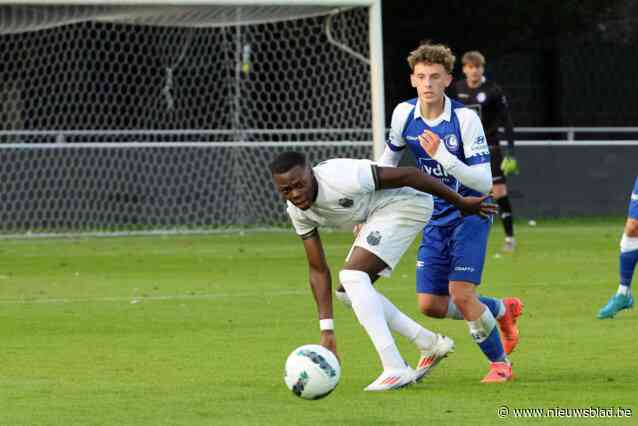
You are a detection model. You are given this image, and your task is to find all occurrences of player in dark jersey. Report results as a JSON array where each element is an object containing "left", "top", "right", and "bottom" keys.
[{"left": 450, "top": 51, "right": 518, "bottom": 252}]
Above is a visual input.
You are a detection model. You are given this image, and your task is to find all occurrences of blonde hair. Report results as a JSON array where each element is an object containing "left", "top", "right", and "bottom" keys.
[
  {"left": 461, "top": 51, "right": 485, "bottom": 67},
  {"left": 407, "top": 43, "right": 455, "bottom": 74}
]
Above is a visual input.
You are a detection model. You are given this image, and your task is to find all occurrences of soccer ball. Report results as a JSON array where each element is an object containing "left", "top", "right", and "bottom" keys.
[{"left": 284, "top": 344, "right": 341, "bottom": 400}]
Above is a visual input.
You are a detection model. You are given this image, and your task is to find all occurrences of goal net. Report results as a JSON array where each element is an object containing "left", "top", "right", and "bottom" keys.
[{"left": 0, "top": 1, "right": 384, "bottom": 236}]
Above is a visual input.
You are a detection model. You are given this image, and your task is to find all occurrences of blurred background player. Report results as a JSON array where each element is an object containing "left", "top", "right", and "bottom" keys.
[
  {"left": 451, "top": 51, "right": 519, "bottom": 252},
  {"left": 270, "top": 152, "right": 494, "bottom": 390},
  {"left": 372, "top": 42, "right": 522, "bottom": 383},
  {"left": 597, "top": 176, "right": 638, "bottom": 319}
]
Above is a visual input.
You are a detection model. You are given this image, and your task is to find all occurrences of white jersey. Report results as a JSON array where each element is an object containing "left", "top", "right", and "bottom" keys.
[{"left": 286, "top": 158, "right": 431, "bottom": 238}]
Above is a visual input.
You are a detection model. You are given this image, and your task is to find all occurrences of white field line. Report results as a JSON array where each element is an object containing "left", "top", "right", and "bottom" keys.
[
  {"left": 0, "top": 280, "right": 416, "bottom": 305},
  {"left": 0, "top": 289, "right": 311, "bottom": 305},
  {"left": 5, "top": 244, "right": 355, "bottom": 257}
]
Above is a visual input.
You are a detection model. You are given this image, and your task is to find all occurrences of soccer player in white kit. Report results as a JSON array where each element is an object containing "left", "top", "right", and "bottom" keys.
[{"left": 270, "top": 151, "right": 496, "bottom": 391}]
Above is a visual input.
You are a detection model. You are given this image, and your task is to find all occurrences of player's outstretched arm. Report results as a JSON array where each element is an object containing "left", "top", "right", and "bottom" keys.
[
  {"left": 376, "top": 166, "right": 497, "bottom": 217},
  {"left": 301, "top": 230, "right": 338, "bottom": 358},
  {"left": 419, "top": 129, "right": 492, "bottom": 194}
]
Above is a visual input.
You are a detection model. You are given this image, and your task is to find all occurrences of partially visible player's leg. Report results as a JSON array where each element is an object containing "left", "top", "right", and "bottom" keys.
[
  {"left": 413, "top": 293, "right": 455, "bottom": 381},
  {"left": 490, "top": 145, "right": 515, "bottom": 252},
  {"left": 338, "top": 240, "right": 445, "bottom": 352},
  {"left": 494, "top": 184, "right": 516, "bottom": 251},
  {"left": 340, "top": 249, "right": 407, "bottom": 373},
  {"left": 420, "top": 289, "right": 521, "bottom": 357},
  {"left": 338, "top": 277, "right": 439, "bottom": 351},
  {"left": 620, "top": 218, "right": 638, "bottom": 290},
  {"left": 449, "top": 280, "right": 513, "bottom": 383},
  {"left": 417, "top": 290, "right": 505, "bottom": 321},
  {"left": 598, "top": 178, "right": 638, "bottom": 319},
  {"left": 598, "top": 218, "right": 638, "bottom": 319},
  {"left": 418, "top": 217, "right": 522, "bottom": 355},
  {"left": 413, "top": 227, "right": 471, "bottom": 381},
  {"left": 341, "top": 202, "right": 438, "bottom": 390},
  {"left": 449, "top": 215, "right": 519, "bottom": 381},
  {"left": 377, "top": 292, "right": 437, "bottom": 352},
  {"left": 338, "top": 280, "right": 451, "bottom": 383}
]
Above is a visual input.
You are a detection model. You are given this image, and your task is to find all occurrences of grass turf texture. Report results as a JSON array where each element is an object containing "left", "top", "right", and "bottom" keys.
[{"left": 1, "top": 218, "right": 636, "bottom": 425}]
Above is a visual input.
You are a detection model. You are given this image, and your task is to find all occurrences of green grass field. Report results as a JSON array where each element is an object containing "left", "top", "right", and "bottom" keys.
[{"left": 1, "top": 218, "right": 637, "bottom": 425}]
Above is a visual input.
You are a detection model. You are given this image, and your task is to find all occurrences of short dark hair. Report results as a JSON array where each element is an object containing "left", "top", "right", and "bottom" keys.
[
  {"left": 269, "top": 151, "right": 307, "bottom": 175},
  {"left": 462, "top": 51, "right": 485, "bottom": 66}
]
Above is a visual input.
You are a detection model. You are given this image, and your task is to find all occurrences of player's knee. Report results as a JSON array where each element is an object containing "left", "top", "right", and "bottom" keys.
[
  {"left": 624, "top": 219, "right": 638, "bottom": 237},
  {"left": 418, "top": 300, "right": 447, "bottom": 318}
]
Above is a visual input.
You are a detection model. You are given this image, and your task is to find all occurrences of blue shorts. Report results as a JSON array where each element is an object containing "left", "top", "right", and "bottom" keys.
[
  {"left": 629, "top": 177, "right": 638, "bottom": 220},
  {"left": 416, "top": 215, "right": 491, "bottom": 295}
]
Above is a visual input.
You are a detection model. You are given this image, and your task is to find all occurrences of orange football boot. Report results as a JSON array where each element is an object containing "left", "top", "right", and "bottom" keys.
[
  {"left": 481, "top": 361, "right": 514, "bottom": 383},
  {"left": 498, "top": 297, "right": 523, "bottom": 354}
]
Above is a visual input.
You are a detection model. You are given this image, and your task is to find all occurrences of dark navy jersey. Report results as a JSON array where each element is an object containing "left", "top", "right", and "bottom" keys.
[{"left": 450, "top": 78, "right": 515, "bottom": 149}]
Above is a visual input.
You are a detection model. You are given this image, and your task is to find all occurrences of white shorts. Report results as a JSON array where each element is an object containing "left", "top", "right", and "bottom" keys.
[{"left": 346, "top": 193, "right": 433, "bottom": 277}]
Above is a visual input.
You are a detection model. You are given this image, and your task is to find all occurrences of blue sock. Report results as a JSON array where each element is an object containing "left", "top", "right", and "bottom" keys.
[
  {"left": 479, "top": 296, "right": 504, "bottom": 318},
  {"left": 468, "top": 309, "right": 507, "bottom": 363},
  {"left": 620, "top": 249, "right": 638, "bottom": 288},
  {"left": 479, "top": 328, "right": 506, "bottom": 362}
]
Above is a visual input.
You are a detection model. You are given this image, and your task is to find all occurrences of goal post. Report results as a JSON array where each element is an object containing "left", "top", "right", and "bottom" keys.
[{"left": 0, "top": 0, "right": 385, "bottom": 236}]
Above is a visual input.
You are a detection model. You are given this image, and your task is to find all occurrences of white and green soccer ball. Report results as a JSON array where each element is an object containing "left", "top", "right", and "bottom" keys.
[{"left": 284, "top": 344, "right": 341, "bottom": 400}]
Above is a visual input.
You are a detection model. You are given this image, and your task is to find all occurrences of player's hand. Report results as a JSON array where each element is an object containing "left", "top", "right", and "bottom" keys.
[
  {"left": 320, "top": 330, "right": 340, "bottom": 362},
  {"left": 352, "top": 224, "right": 363, "bottom": 237},
  {"left": 458, "top": 195, "right": 498, "bottom": 218},
  {"left": 501, "top": 155, "right": 519, "bottom": 176},
  {"left": 418, "top": 130, "right": 441, "bottom": 157}
]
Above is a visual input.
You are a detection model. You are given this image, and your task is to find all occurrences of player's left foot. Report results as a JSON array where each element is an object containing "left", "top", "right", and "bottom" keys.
[
  {"left": 481, "top": 361, "right": 513, "bottom": 383},
  {"left": 502, "top": 237, "right": 516, "bottom": 252},
  {"left": 497, "top": 297, "right": 523, "bottom": 354},
  {"left": 364, "top": 367, "right": 416, "bottom": 391},
  {"left": 415, "top": 334, "right": 455, "bottom": 382},
  {"left": 597, "top": 293, "right": 634, "bottom": 319}
]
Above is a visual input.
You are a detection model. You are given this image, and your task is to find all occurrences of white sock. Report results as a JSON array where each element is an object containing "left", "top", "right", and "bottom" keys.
[
  {"left": 620, "top": 233, "right": 638, "bottom": 252},
  {"left": 377, "top": 291, "right": 437, "bottom": 350},
  {"left": 617, "top": 284, "right": 631, "bottom": 296},
  {"left": 339, "top": 269, "right": 405, "bottom": 370}
]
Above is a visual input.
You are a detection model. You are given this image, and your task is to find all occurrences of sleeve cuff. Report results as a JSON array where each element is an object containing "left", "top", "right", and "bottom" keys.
[{"left": 386, "top": 141, "right": 406, "bottom": 152}]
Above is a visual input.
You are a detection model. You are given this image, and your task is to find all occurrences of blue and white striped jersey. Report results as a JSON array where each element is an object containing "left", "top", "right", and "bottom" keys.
[{"left": 386, "top": 95, "right": 490, "bottom": 226}]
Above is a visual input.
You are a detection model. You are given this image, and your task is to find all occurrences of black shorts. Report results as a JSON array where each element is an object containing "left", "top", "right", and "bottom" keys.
[{"left": 489, "top": 145, "right": 506, "bottom": 184}]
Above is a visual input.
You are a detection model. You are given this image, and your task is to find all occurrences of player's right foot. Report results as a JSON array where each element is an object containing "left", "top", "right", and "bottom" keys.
[
  {"left": 481, "top": 361, "right": 513, "bottom": 383},
  {"left": 497, "top": 297, "right": 523, "bottom": 354},
  {"left": 364, "top": 367, "right": 416, "bottom": 391},
  {"left": 415, "top": 334, "right": 455, "bottom": 382},
  {"left": 597, "top": 293, "right": 634, "bottom": 319}
]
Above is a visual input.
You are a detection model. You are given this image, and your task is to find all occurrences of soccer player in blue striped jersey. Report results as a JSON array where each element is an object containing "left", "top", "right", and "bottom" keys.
[
  {"left": 597, "top": 177, "right": 638, "bottom": 318},
  {"left": 377, "top": 43, "right": 523, "bottom": 382}
]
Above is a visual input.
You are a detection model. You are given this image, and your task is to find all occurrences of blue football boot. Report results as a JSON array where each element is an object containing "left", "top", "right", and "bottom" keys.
[{"left": 597, "top": 293, "right": 634, "bottom": 319}]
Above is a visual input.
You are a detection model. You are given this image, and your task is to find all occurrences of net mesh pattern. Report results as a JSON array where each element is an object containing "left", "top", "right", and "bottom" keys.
[{"left": 0, "top": 5, "right": 374, "bottom": 234}]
